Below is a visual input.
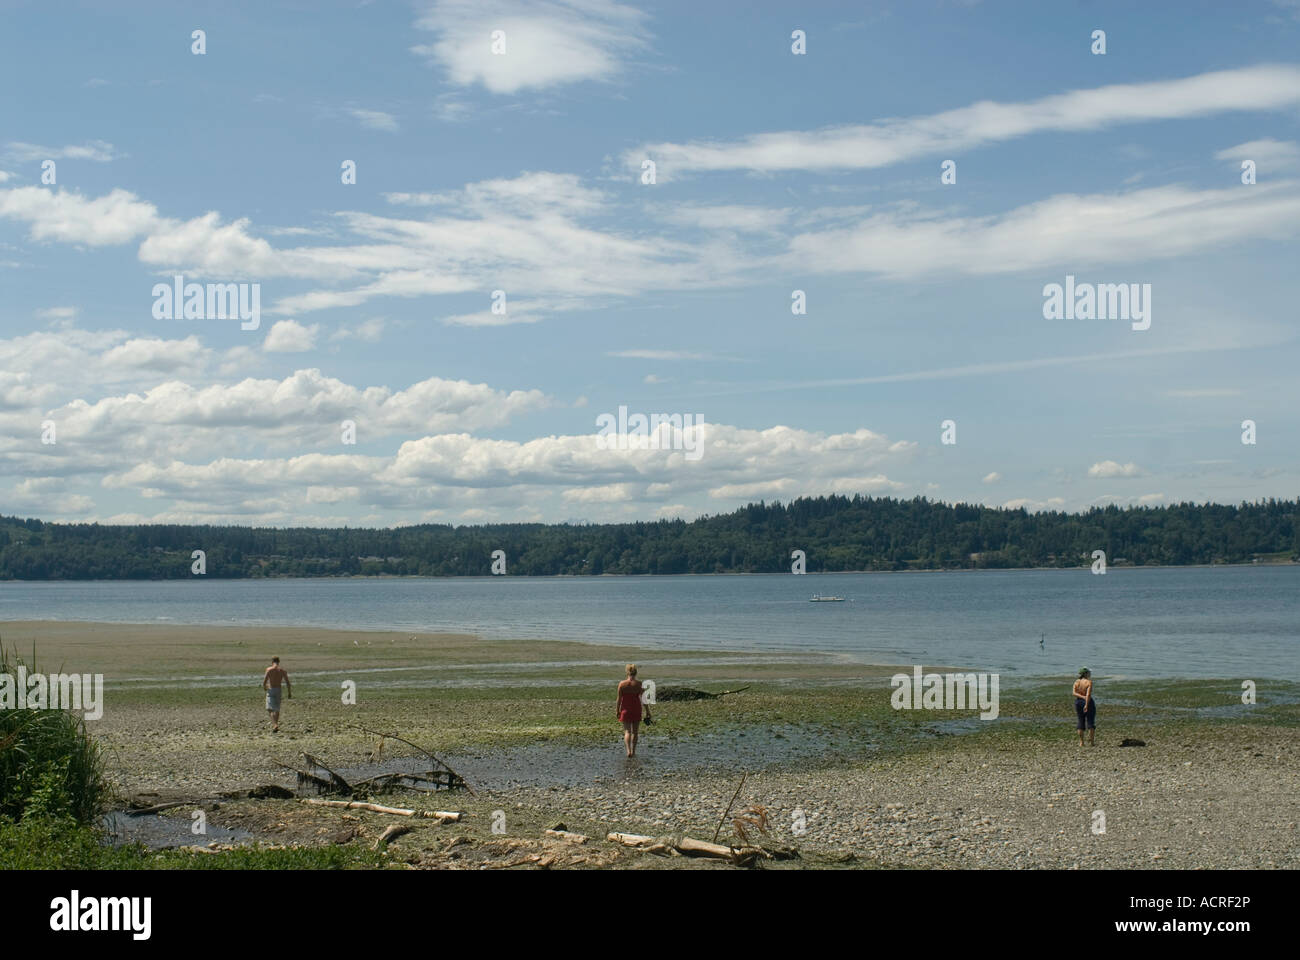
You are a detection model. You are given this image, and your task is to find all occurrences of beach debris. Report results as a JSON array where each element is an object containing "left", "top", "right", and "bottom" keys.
[
  {"left": 656, "top": 685, "right": 751, "bottom": 702},
  {"left": 351, "top": 725, "right": 475, "bottom": 796},
  {"left": 373, "top": 823, "right": 413, "bottom": 850},
  {"left": 272, "top": 734, "right": 471, "bottom": 798},
  {"left": 246, "top": 785, "right": 295, "bottom": 800},
  {"left": 730, "top": 804, "right": 771, "bottom": 846},
  {"left": 274, "top": 756, "right": 352, "bottom": 796},
  {"left": 301, "top": 798, "right": 462, "bottom": 821},
  {"left": 125, "top": 800, "right": 193, "bottom": 816},
  {"left": 1119, "top": 738, "right": 1147, "bottom": 747},
  {"left": 604, "top": 829, "right": 794, "bottom": 865},
  {"left": 544, "top": 828, "right": 589, "bottom": 843},
  {"left": 713, "top": 772, "right": 749, "bottom": 842}
]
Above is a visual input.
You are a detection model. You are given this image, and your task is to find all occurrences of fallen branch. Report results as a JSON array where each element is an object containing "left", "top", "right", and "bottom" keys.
[
  {"left": 607, "top": 832, "right": 658, "bottom": 847},
  {"left": 374, "top": 824, "right": 412, "bottom": 850},
  {"left": 126, "top": 800, "right": 194, "bottom": 816},
  {"left": 350, "top": 724, "right": 476, "bottom": 796},
  {"left": 544, "top": 829, "right": 588, "bottom": 843},
  {"left": 301, "top": 798, "right": 461, "bottom": 821},
  {"left": 273, "top": 759, "right": 344, "bottom": 796},
  {"left": 678, "top": 836, "right": 738, "bottom": 859},
  {"left": 302, "top": 752, "right": 352, "bottom": 794},
  {"left": 712, "top": 772, "right": 747, "bottom": 844}
]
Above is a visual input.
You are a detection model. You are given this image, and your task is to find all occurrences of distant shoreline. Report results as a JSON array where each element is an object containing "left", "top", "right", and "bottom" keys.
[{"left": 1, "top": 557, "right": 1296, "bottom": 583}]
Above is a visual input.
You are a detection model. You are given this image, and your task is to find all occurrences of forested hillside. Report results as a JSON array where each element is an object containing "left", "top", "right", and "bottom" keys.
[{"left": 0, "top": 496, "right": 1295, "bottom": 579}]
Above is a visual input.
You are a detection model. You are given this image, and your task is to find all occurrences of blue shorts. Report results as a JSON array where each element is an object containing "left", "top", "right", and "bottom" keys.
[
  {"left": 1074, "top": 696, "right": 1096, "bottom": 730},
  {"left": 266, "top": 688, "right": 282, "bottom": 712}
]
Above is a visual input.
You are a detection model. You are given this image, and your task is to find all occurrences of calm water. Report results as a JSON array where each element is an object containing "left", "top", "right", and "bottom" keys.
[{"left": 0, "top": 566, "right": 1296, "bottom": 679}]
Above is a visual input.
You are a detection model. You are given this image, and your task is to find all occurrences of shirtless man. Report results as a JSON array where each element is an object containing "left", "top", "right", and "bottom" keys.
[
  {"left": 263, "top": 657, "right": 291, "bottom": 732},
  {"left": 1072, "top": 668, "right": 1095, "bottom": 746}
]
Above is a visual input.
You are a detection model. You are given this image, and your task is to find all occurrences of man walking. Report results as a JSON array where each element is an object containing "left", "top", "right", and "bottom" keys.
[{"left": 263, "top": 656, "right": 291, "bottom": 732}]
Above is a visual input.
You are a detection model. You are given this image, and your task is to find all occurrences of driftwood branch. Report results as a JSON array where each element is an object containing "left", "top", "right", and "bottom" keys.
[
  {"left": 301, "top": 798, "right": 461, "bottom": 821},
  {"left": 126, "top": 800, "right": 194, "bottom": 816},
  {"left": 374, "top": 824, "right": 413, "bottom": 849},
  {"left": 350, "top": 724, "right": 476, "bottom": 797},
  {"left": 544, "top": 828, "right": 588, "bottom": 843},
  {"left": 712, "top": 772, "right": 747, "bottom": 843},
  {"left": 678, "top": 836, "right": 738, "bottom": 858}
]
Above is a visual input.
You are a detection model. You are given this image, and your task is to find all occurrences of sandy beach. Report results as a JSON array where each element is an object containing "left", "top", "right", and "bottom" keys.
[{"left": 2, "top": 620, "right": 1296, "bottom": 869}]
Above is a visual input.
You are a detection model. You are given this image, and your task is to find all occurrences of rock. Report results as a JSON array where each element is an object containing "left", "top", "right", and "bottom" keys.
[{"left": 1118, "top": 738, "right": 1146, "bottom": 747}]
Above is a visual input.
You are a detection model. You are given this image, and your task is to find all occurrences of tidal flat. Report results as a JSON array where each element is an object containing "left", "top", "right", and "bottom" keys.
[{"left": 3, "top": 621, "right": 1295, "bottom": 870}]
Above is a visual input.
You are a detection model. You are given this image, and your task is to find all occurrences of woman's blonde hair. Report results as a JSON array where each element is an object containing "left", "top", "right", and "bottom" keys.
[{"left": 626, "top": 664, "right": 638, "bottom": 677}]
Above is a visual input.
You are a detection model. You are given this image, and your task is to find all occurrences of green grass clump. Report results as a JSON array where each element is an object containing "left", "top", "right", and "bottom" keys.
[{"left": 0, "top": 644, "right": 107, "bottom": 824}]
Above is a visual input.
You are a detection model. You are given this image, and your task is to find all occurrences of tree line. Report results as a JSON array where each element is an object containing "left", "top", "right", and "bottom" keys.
[{"left": 0, "top": 495, "right": 1295, "bottom": 579}]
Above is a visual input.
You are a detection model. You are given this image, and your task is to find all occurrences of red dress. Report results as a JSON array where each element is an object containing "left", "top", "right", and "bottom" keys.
[{"left": 617, "top": 680, "right": 643, "bottom": 723}]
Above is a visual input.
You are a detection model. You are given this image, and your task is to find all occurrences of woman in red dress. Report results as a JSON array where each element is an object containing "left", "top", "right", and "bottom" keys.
[{"left": 617, "top": 664, "right": 650, "bottom": 757}]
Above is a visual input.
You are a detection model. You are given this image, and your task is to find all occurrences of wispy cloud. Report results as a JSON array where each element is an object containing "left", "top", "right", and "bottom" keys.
[
  {"left": 347, "top": 108, "right": 399, "bottom": 132},
  {"left": 3, "top": 139, "right": 120, "bottom": 163},
  {"left": 627, "top": 65, "right": 1300, "bottom": 178}
]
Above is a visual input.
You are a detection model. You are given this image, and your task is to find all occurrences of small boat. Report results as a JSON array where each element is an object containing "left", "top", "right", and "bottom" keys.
[{"left": 809, "top": 594, "right": 846, "bottom": 602}]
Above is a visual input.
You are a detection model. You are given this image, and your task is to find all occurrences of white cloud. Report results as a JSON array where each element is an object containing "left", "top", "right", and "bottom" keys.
[
  {"left": 982, "top": 472, "right": 1001, "bottom": 484},
  {"left": 412, "top": 0, "right": 650, "bottom": 95},
  {"left": 608, "top": 349, "right": 709, "bottom": 360},
  {"left": 785, "top": 180, "right": 1300, "bottom": 279},
  {"left": 330, "top": 317, "right": 387, "bottom": 342},
  {"left": 3, "top": 140, "right": 119, "bottom": 163},
  {"left": 1088, "top": 460, "right": 1144, "bottom": 479},
  {"left": 654, "top": 204, "right": 790, "bottom": 233},
  {"left": 51, "top": 421, "right": 915, "bottom": 523},
  {"left": 0, "top": 187, "right": 159, "bottom": 246},
  {"left": 1002, "top": 497, "right": 1066, "bottom": 512},
  {"left": 1214, "top": 138, "right": 1300, "bottom": 172},
  {"left": 263, "top": 320, "right": 319, "bottom": 352},
  {"left": 347, "top": 108, "right": 399, "bottom": 132},
  {"left": 628, "top": 65, "right": 1300, "bottom": 178},
  {"left": 36, "top": 306, "right": 79, "bottom": 321}
]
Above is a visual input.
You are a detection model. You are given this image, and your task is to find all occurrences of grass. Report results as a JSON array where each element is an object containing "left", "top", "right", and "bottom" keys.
[
  {"left": 0, "top": 643, "right": 107, "bottom": 824},
  {"left": 0, "top": 815, "right": 390, "bottom": 869}
]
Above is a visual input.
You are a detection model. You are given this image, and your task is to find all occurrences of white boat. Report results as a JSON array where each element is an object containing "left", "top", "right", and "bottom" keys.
[{"left": 809, "top": 594, "right": 846, "bottom": 602}]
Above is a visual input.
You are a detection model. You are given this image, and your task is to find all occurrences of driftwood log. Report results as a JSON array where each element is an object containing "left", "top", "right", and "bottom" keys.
[
  {"left": 301, "top": 798, "right": 461, "bottom": 821},
  {"left": 374, "top": 824, "right": 413, "bottom": 849}
]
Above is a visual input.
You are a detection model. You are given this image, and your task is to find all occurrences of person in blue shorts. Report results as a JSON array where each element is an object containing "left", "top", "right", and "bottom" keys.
[{"left": 1072, "top": 667, "right": 1096, "bottom": 746}]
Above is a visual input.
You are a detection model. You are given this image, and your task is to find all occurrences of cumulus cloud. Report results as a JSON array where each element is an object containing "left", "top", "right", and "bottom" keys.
[
  {"left": 1087, "top": 460, "right": 1144, "bottom": 478},
  {"left": 411, "top": 0, "right": 650, "bottom": 95},
  {"left": 0, "top": 187, "right": 158, "bottom": 246},
  {"left": 13, "top": 418, "right": 916, "bottom": 524},
  {"left": 262, "top": 319, "right": 319, "bottom": 352}
]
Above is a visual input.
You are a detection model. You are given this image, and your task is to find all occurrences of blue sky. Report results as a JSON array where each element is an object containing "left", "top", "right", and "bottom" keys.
[{"left": 1, "top": 0, "right": 1298, "bottom": 526}]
